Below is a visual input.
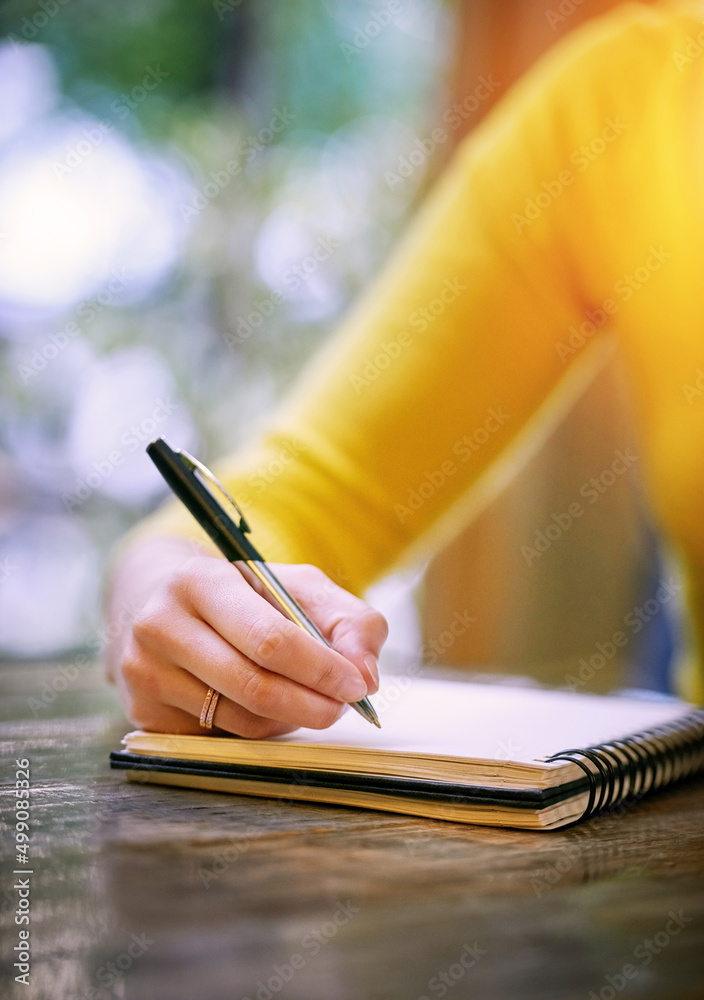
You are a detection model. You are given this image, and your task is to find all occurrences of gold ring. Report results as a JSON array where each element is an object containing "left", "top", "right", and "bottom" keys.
[{"left": 199, "top": 686, "right": 221, "bottom": 729}]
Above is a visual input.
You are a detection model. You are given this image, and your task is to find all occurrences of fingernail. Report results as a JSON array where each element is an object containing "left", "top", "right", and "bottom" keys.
[
  {"left": 363, "top": 653, "right": 379, "bottom": 686},
  {"left": 340, "top": 674, "right": 368, "bottom": 702}
]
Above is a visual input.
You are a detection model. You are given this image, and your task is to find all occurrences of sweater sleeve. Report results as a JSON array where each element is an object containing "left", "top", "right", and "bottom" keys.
[{"left": 123, "top": 3, "right": 679, "bottom": 595}]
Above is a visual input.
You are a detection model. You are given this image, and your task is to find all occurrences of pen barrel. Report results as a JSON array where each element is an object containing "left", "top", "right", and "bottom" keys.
[
  {"left": 147, "top": 438, "right": 260, "bottom": 563},
  {"left": 240, "top": 561, "right": 329, "bottom": 646}
]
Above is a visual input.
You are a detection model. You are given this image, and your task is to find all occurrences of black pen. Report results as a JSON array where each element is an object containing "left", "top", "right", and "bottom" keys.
[{"left": 146, "top": 437, "right": 380, "bottom": 728}]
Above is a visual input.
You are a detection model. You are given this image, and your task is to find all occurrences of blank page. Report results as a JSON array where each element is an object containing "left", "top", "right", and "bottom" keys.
[{"left": 274, "top": 676, "right": 692, "bottom": 764}]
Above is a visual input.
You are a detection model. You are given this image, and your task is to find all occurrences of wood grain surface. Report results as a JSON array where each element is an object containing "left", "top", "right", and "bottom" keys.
[{"left": 1, "top": 661, "right": 702, "bottom": 1000}]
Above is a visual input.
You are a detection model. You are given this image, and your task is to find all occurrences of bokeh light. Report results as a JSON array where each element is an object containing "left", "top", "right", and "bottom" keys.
[{"left": 0, "top": 0, "right": 451, "bottom": 657}]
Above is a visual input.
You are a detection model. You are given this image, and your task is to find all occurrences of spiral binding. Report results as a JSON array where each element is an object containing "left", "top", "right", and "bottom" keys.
[{"left": 547, "top": 709, "right": 704, "bottom": 823}]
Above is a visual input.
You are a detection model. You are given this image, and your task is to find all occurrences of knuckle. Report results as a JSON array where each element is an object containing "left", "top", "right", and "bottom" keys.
[
  {"left": 239, "top": 669, "right": 272, "bottom": 714},
  {"left": 169, "top": 555, "right": 220, "bottom": 604},
  {"left": 312, "top": 655, "right": 338, "bottom": 691},
  {"left": 167, "top": 556, "right": 228, "bottom": 607},
  {"left": 168, "top": 556, "right": 201, "bottom": 592},
  {"left": 120, "top": 648, "right": 162, "bottom": 703},
  {"left": 244, "top": 616, "right": 285, "bottom": 663},
  {"left": 131, "top": 607, "right": 166, "bottom": 649}
]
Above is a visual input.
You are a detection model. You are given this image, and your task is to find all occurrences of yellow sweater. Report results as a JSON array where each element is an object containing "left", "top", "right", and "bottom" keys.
[{"left": 132, "top": 2, "right": 704, "bottom": 701}]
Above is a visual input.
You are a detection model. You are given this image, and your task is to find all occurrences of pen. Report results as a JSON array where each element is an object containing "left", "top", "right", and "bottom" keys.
[{"left": 146, "top": 436, "right": 380, "bottom": 728}]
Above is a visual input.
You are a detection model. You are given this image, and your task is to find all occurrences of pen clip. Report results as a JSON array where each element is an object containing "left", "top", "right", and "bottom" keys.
[{"left": 179, "top": 449, "right": 251, "bottom": 534}]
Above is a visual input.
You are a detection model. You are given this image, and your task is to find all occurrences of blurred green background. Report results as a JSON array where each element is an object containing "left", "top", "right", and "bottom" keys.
[{"left": 0, "top": 0, "right": 454, "bottom": 657}]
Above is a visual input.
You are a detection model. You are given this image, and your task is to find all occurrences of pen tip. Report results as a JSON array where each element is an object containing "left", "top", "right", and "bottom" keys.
[{"left": 353, "top": 699, "right": 381, "bottom": 728}]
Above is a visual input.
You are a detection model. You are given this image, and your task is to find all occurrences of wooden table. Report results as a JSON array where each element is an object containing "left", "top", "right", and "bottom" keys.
[{"left": 1, "top": 660, "right": 703, "bottom": 1000}]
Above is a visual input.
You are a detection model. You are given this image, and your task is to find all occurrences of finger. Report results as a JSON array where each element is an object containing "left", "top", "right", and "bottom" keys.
[
  {"left": 133, "top": 602, "right": 353, "bottom": 730},
  {"left": 177, "top": 559, "right": 370, "bottom": 703},
  {"left": 275, "top": 564, "right": 388, "bottom": 691},
  {"left": 118, "top": 642, "right": 206, "bottom": 734},
  {"left": 126, "top": 680, "right": 296, "bottom": 739},
  {"left": 168, "top": 666, "right": 322, "bottom": 739},
  {"left": 121, "top": 637, "right": 313, "bottom": 736}
]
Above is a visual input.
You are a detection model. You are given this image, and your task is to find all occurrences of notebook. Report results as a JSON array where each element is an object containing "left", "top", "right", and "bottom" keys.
[{"left": 110, "top": 676, "right": 704, "bottom": 830}]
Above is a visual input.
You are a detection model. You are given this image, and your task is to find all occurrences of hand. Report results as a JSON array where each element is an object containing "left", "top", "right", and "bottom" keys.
[{"left": 105, "top": 538, "right": 386, "bottom": 738}]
